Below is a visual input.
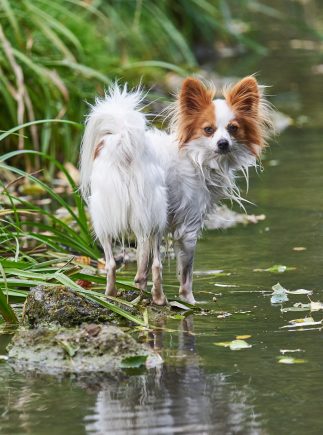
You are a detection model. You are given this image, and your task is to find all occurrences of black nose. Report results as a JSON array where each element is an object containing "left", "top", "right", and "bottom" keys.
[{"left": 217, "top": 139, "right": 230, "bottom": 154}]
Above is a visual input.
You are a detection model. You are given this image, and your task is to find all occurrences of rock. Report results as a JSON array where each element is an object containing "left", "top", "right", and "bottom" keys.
[
  {"left": 7, "top": 324, "right": 162, "bottom": 375},
  {"left": 22, "top": 286, "right": 117, "bottom": 327}
]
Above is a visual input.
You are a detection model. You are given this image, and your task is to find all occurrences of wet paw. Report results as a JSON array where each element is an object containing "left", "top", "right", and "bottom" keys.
[
  {"left": 151, "top": 289, "right": 167, "bottom": 306},
  {"left": 179, "top": 292, "right": 196, "bottom": 305},
  {"left": 105, "top": 287, "right": 117, "bottom": 298}
]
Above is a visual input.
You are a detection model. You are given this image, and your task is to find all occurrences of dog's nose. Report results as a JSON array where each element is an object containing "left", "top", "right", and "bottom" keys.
[{"left": 217, "top": 139, "right": 230, "bottom": 154}]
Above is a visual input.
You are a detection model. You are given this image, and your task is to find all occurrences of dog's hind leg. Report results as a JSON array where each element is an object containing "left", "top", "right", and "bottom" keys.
[
  {"left": 102, "top": 237, "right": 117, "bottom": 297},
  {"left": 134, "top": 238, "right": 151, "bottom": 292},
  {"left": 174, "top": 234, "right": 197, "bottom": 305},
  {"left": 151, "top": 236, "right": 167, "bottom": 306}
]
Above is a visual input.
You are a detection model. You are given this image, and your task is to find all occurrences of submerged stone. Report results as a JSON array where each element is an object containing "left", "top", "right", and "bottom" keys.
[
  {"left": 7, "top": 324, "right": 161, "bottom": 375},
  {"left": 23, "top": 286, "right": 118, "bottom": 327}
]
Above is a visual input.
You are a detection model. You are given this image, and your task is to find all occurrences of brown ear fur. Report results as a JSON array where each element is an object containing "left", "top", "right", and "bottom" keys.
[
  {"left": 225, "top": 76, "right": 265, "bottom": 154},
  {"left": 177, "top": 77, "right": 215, "bottom": 146},
  {"left": 226, "top": 76, "right": 259, "bottom": 116}
]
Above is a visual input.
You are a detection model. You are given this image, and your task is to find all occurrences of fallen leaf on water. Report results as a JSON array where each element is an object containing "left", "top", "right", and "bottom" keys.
[
  {"left": 236, "top": 335, "right": 251, "bottom": 340},
  {"left": 280, "top": 349, "right": 303, "bottom": 354},
  {"left": 217, "top": 312, "right": 232, "bottom": 319},
  {"left": 214, "top": 283, "right": 238, "bottom": 287},
  {"left": 287, "top": 289, "right": 312, "bottom": 295},
  {"left": 293, "top": 247, "right": 306, "bottom": 251},
  {"left": 271, "top": 283, "right": 289, "bottom": 304},
  {"left": 214, "top": 339, "right": 252, "bottom": 350},
  {"left": 280, "top": 317, "right": 323, "bottom": 329},
  {"left": 254, "top": 264, "right": 296, "bottom": 273},
  {"left": 277, "top": 356, "right": 306, "bottom": 364},
  {"left": 214, "top": 341, "right": 232, "bottom": 347},
  {"left": 270, "top": 283, "right": 312, "bottom": 305},
  {"left": 281, "top": 303, "right": 310, "bottom": 313},
  {"left": 168, "top": 301, "right": 191, "bottom": 311},
  {"left": 310, "top": 301, "right": 323, "bottom": 311},
  {"left": 193, "top": 269, "right": 224, "bottom": 276}
]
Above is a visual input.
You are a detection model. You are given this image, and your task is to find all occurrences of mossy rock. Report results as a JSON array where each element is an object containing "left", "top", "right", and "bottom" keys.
[
  {"left": 23, "top": 286, "right": 117, "bottom": 327},
  {"left": 7, "top": 324, "right": 162, "bottom": 375}
]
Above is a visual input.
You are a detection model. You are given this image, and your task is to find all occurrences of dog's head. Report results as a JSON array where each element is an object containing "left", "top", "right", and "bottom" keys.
[{"left": 174, "top": 76, "right": 273, "bottom": 170}]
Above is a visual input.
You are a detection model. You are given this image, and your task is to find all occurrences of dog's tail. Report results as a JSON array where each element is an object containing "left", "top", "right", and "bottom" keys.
[{"left": 79, "top": 83, "right": 146, "bottom": 201}]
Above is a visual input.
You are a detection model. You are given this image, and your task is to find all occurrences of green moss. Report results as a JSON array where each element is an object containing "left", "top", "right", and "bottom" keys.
[{"left": 23, "top": 286, "right": 116, "bottom": 328}]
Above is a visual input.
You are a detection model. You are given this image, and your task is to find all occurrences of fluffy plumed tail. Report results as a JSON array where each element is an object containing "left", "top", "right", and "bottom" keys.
[{"left": 79, "top": 84, "right": 146, "bottom": 201}]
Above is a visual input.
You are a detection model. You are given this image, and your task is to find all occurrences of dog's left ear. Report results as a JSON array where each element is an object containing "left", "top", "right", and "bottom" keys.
[
  {"left": 226, "top": 76, "right": 260, "bottom": 116},
  {"left": 180, "top": 77, "right": 214, "bottom": 115}
]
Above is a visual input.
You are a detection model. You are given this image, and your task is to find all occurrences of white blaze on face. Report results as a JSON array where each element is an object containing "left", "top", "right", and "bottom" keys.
[{"left": 213, "top": 99, "right": 235, "bottom": 147}]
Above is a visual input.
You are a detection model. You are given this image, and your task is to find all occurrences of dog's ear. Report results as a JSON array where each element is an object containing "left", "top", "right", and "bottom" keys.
[
  {"left": 180, "top": 77, "right": 214, "bottom": 115},
  {"left": 226, "top": 76, "right": 260, "bottom": 116}
]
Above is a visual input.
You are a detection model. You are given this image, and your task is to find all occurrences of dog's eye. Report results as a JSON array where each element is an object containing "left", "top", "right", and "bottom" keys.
[
  {"left": 227, "top": 124, "right": 238, "bottom": 134},
  {"left": 204, "top": 126, "right": 215, "bottom": 135}
]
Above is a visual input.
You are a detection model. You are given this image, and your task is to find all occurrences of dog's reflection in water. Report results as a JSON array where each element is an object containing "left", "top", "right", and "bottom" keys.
[{"left": 86, "top": 316, "right": 261, "bottom": 435}]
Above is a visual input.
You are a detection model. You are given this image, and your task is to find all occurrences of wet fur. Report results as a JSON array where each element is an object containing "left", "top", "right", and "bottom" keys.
[{"left": 80, "top": 76, "right": 273, "bottom": 305}]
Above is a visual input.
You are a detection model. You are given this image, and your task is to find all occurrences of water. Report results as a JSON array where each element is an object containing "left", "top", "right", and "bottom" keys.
[{"left": 1, "top": 3, "right": 323, "bottom": 434}]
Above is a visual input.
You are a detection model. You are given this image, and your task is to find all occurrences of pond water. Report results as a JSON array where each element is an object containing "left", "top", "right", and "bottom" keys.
[{"left": 1, "top": 4, "right": 323, "bottom": 434}]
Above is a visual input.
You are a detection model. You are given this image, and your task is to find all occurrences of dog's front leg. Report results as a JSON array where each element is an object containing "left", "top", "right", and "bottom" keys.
[
  {"left": 174, "top": 235, "right": 197, "bottom": 305},
  {"left": 102, "top": 237, "right": 117, "bottom": 297}
]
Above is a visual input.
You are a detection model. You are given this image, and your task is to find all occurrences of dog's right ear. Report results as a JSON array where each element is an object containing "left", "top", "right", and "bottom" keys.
[{"left": 179, "top": 77, "right": 214, "bottom": 116}]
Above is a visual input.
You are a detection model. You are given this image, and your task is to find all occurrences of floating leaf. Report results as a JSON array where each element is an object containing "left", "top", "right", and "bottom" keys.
[
  {"left": 214, "top": 283, "right": 238, "bottom": 288},
  {"left": 229, "top": 340, "right": 252, "bottom": 350},
  {"left": 280, "top": 349, "right": 303, "bottom": 354},
  {"left": 254, "top": 265, "right": 295, "bottom": 273},
  {"left": 120, "top": 355, "right": 148, "bottom": 369},
  {"left": 277, "top": 356, "right": 306, "bottom": 364},
  {"left": 287, "top": 289, "right": 312, "bottom": 295},
  {"left": 217, "top": 312, "right": 232, "bottom": 319},
  {"left": 236, "top": 335, "right": 252, "bottom": 340},
  {"left": 214, "top": 341, "right": 232, "bottom": 347},
  {"left": 280, "top": 317, "right": 323, "bottom": 329},
  {"left": 193, "top": 269, "right": 224, "bottom": 276},
  {"left": 281, "top": 303, "right": 310, "bottom": 313},
  {"left": 169, "top": 300, "right": 192, "bottom": 311},
  {"left": 214, "top": 339, "right": 252, "bottom": 350},
  {"left": 310, "top": 301, "right": 323, "bottom": 311},
  {"left": 271, "top": 283, "right": 289, "bottom": 304},
  {"left": 293, "top": 247, "right": 306, "bottom": 251}
]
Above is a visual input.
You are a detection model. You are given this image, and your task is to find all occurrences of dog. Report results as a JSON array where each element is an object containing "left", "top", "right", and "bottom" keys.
[{"left": 80, "top": 76, "right": 273, "bottom": 305}]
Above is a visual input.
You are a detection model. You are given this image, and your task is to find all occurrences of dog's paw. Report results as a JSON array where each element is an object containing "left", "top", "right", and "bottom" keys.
[
  {"left": 179, "top": 292, "right": 196, "bottom": 305},
  {"left": 151, "top": 290, "right": 167, "bottom": 306}
]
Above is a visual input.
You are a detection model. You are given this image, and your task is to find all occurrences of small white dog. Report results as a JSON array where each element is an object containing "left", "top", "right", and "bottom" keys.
[{"left": 80, "top": 76, "right": 272, "bottom": 305}]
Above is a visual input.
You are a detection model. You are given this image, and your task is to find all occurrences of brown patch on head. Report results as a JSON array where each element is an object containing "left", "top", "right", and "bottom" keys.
[
  {"left": 93, "top": 140, "right": 104, "bottom": 159},
  {"left": 225, "top": 76, "right": 264, "bottom": 155},
  {"left": 177, "top": 77, "right": 216, "bottom": 146}
]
